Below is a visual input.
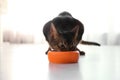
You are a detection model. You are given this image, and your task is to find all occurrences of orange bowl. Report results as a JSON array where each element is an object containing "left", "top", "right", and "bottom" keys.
[{"left": 48, "top": 51, "right": 79, "bottom": 64}]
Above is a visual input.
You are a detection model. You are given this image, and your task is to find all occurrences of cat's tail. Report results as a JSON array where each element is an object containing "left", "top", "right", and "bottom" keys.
[{"left": 80, "top": 40, "right": 101, "bottom": 46}]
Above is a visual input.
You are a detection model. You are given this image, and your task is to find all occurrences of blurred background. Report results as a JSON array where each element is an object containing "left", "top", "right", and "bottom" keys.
[{"left": 0, "top": 0, "right": 120, "bottom": 45}]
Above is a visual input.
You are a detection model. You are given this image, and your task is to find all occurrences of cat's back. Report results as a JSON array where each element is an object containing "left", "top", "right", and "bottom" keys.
[{"left": 52, "top": 15, "right": 77, "bottom": 33}]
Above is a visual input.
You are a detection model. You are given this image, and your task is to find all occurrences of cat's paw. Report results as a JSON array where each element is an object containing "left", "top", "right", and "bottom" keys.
[{"left": 80, "top": 51, "right": 85, "bottom": 55}]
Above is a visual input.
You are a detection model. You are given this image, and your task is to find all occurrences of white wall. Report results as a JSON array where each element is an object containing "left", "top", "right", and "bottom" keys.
[{"left": 1, "top": 0, "right": 120, "bottom": 44}]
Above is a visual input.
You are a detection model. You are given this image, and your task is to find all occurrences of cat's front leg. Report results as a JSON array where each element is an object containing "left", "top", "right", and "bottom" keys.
[{"left": 45, "top": 47, "right": 51, "bottom": 55}]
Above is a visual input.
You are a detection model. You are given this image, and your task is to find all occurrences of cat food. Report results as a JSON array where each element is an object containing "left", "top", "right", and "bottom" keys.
[{"left": 48, "top": 51, "right": 79, "bottom": 64}]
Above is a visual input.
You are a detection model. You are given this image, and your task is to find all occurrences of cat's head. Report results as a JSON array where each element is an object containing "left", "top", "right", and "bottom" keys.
[{"left": 49, "top": 23, "right": 80, "bottom": 51}]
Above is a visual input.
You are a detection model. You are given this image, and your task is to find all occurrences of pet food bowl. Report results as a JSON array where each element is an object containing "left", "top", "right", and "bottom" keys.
[{"left": 48, "top": 51, "right": 79, "bottom": 64}]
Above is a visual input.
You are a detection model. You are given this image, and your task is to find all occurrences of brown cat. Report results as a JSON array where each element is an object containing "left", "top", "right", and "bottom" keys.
[{"left": 43, "top": 11, "right": 100, "bottom": 55}]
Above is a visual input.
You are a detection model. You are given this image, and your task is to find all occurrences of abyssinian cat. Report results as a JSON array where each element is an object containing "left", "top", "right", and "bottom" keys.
[{"left": 43, "top": 11, "right": 100, "bottom": 55}]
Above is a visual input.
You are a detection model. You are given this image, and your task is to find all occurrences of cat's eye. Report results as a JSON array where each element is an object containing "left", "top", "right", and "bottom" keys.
[
  {"left": 58, "top": 43, "right": 65, "bottom": 48},
  {"left": 52, "top": 39, "right": 58, "bottom": 45},
  {"left": 72, "top": 42, "right": 75, "bottom": 45}
]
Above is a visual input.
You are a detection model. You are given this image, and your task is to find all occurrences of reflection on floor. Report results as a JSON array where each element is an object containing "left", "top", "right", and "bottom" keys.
[{"left": 1, "top": 44, "right": 120, "bottom": 80}]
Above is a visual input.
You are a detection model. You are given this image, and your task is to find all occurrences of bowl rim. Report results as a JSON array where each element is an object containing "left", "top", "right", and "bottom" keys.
[{"left": 48, "top": 50, "right": 79, "bottom": 53}]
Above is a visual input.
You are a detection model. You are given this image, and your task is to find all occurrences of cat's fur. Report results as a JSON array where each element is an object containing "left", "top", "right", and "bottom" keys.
[{"left": 43, "top": 11, "right": 100, "bottom": 55}]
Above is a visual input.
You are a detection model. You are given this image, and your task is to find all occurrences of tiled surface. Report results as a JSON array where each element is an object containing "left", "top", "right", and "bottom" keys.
[{"left": 1, "top": 44, "right": 120, "bottom": 80}]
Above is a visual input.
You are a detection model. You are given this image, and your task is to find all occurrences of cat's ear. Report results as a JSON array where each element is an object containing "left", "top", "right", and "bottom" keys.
[
  {"left": 50, "top": 23, "right": 58, "bottom": 38},
  {"left": 71, "top": 25, "right": 79, "bottom": 40}
]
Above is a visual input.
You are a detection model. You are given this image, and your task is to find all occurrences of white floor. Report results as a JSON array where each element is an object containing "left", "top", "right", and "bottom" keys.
[{"left": 1, "top": 44, "right": 120, "bottom": 80}]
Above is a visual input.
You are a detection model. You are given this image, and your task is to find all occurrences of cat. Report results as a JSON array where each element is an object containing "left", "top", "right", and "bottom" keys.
[{"left": 43, "top": 11, "right": 100, "bottom": 55}]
